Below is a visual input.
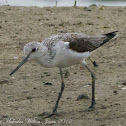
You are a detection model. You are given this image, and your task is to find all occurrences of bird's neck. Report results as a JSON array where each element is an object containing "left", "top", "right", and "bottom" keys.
[{"left": 34, "top": 44, "right": 55, "bottom": 68}]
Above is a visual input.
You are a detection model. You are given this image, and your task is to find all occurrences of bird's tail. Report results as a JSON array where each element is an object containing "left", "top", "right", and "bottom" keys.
[{"left": 100, "top": 31, "right": 118, "bottom": 46}]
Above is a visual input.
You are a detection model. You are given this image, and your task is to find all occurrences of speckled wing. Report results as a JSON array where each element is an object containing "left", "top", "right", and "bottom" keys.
[
  {"left": 60, "top": 32, "right": 117, "bottom": 53},
  {"left": 42, "top": 31, "right": 117, "bottom": 53},
  {"left": 62, "top": 34, "right": 102, "bottom": 52}
]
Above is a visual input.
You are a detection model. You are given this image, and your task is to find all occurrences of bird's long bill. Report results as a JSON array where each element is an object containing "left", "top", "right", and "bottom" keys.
[{"left": 10, "top": 54, "right": 30, "bottom": 76}]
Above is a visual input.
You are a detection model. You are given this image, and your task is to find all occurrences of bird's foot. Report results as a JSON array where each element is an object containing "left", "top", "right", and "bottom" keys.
[
  {"left": 38, "top": 111, "right": 58, "bottom": 118},
  {"left": 88, "top": 103, "right": 95, "bottom": 111},
  {"left": 92, "top": 61, "right": 98, "bottom": 67},
  {"left": 38, "top": 112, "right": 50, "bottom": 118}
]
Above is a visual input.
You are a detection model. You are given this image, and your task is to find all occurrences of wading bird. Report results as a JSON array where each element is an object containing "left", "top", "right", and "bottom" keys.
[{"left": 10, "top": 31, "right": 118, "bottom": 117}]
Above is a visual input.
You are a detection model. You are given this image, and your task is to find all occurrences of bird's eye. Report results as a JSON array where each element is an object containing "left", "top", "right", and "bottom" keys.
[{"left": 32, "top": 48, "right": 36, "bottom": 52}]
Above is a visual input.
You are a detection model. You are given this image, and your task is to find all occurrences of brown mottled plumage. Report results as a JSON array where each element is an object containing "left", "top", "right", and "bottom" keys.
[{"left": 42, "top": 31, "right": 118, "bottom": 53}]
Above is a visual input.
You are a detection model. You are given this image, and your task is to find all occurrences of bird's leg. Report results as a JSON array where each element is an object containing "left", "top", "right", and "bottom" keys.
[
  {"left": 85, "top": 65, "right": 96, "bottom": 109},
  {"left": 47, "top": 68, "right": 65, "bottom": 117},
  {"left": 89, "top": 58, "right": 98, "bottom": 67},
  {"left": 52, "top": 68, "right": 65, "bottom": 113}
]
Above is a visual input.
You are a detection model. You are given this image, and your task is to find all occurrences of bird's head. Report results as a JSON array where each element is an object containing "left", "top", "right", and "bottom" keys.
[{"left": 10, "top": 41, "right": 41, "bottom": 75}]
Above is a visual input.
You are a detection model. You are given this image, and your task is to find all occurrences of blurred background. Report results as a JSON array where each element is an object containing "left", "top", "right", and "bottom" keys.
[{"left": 0, "top": 0, "right": 126, "bottom": 7}]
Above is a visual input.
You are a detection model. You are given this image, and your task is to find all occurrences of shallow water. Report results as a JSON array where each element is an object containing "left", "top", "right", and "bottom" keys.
[{"left": 0, "top": 0, "right": 126, "bottom": 7}]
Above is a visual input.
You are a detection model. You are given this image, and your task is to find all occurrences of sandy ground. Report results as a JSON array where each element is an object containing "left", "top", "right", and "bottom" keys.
[{"left": 0, "top": 5, "right": 126, "bottom": 126}]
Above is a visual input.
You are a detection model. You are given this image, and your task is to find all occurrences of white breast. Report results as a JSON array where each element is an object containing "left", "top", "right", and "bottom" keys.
[
  {"left": 35, "top": 41, "right": 91, "bottom": 68},
  {"left": 53, "top": 42, "right": 91, "bottom": 67}
]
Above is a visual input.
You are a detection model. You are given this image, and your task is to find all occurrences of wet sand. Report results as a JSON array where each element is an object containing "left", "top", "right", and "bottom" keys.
[{"left": 0, "top": 5, "right": 126, "bottom": 126}]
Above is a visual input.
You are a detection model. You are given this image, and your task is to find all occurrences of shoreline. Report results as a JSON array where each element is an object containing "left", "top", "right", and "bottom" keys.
[{"left": 0, "top": 4, "right": 126, "bottom": 8}]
